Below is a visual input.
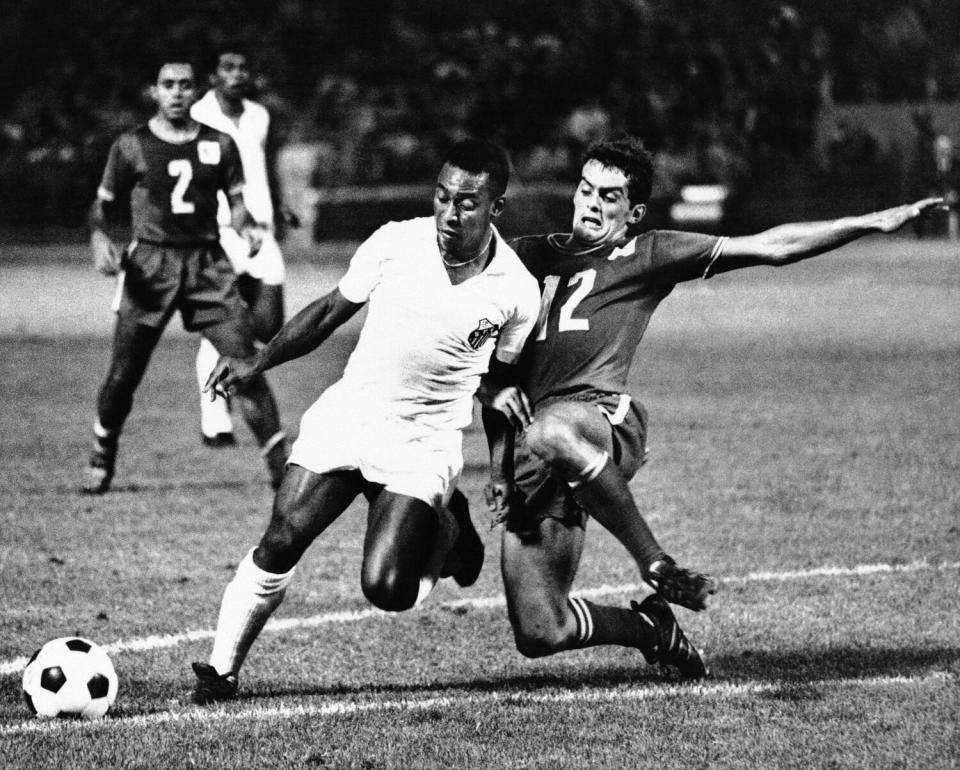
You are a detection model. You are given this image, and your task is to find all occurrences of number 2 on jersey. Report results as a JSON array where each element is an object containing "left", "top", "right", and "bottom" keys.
[
  {"left": 534, "top": 269, "right": 596, "bottom": 340},
  {"left": 167, "top": 159, "right": 196, "bottom": 214}
]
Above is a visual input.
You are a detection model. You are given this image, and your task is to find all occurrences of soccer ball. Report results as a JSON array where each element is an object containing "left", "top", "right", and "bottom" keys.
[{"left": 22, "top": 637, "right": 118, "bottom": 719}]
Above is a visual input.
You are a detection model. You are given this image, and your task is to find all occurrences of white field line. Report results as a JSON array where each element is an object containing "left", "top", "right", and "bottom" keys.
[
  {"left": 2, "top": 559, "right": 958, "bottom": 679},
  {"left": 0, "top": 671, "right": 952, "bottom": 736}
]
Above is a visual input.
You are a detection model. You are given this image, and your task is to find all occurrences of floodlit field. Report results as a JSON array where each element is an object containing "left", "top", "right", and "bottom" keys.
[{"left": 1, "top": 237, "right": 958, "bottom": 768}]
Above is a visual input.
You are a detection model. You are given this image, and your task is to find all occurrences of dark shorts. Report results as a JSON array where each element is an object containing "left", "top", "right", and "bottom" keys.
[
  {"left": 117, "top": 240, "right": 246, "bottom": 332},
  {"left": 504, "top": 391, "right": 649, "bottom": 535}
]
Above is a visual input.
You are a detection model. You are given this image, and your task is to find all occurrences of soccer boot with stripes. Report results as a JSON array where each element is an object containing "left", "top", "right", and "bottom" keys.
[
  {"left": 191, "top": 662, "right": 238, "bottom": 704},
  {"left": 81, "top": 434, "right": 118, "bottom": 495},
  {"left": 632, "top": 594, "right": 708, "bottom": 680},
  {"left": 643, "top": 555, "right": 718, "bottom": 612}
]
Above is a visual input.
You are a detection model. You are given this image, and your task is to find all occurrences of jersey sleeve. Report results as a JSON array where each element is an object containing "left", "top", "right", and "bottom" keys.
[
  {"left": 493, "top": 276, "right": 540, "bottom": 365},
  {"left": 337, "top": 225, "right": 389, "bottom": 304},
  {"left": 219, "top": 134, "right": 245, "bottom": 198},
  {"left": 650, "top": 230, "right": 728, "bottom": 283},
  {"left": 97, "top": 134, "right": 135, "bottom": 203}
]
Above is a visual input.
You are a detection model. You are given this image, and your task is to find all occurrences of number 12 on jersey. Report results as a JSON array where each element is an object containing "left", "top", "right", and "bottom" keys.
[{"left": 534, "top": 269, "right": 596, "bottom": 340}]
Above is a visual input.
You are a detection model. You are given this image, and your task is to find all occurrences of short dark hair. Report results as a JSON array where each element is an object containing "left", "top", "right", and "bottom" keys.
[
  {"left": 582, "top": 136, "right": 654, "bottom": 206},
  {"left": 211, "top": 42, "right": 252, "bottom": 71},
  {"left": 152, "top": 59, "right": 196, "bottom": 85},
  {"left": 441, "top": 139, "right": 510, "bottom": 197}
]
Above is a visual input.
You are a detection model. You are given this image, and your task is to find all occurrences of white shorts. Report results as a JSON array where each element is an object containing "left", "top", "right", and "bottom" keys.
[
  {"left": 287, "top": 383, "right": 463, "bottom": 511},
  {"left": 219, "top": 227, "right": 286, "bottom": 286}
]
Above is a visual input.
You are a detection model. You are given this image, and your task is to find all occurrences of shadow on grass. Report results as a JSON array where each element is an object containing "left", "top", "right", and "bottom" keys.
[
  {"left": 240, "top": 644, "right": 959, "bottom": 703},
  {"left": 52, "top": 479, "right": 258, "bottom": 496}
]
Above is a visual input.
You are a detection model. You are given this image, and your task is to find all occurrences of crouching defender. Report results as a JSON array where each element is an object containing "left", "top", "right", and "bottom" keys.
[{"left": 482, "top": 136, "right": 942, "bottom": 677}]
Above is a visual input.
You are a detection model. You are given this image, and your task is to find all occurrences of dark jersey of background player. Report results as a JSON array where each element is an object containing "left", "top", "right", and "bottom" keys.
[
  {"left": 511, "top": 231, "right": 726, "bottom": 406},
  {"left": 98, "top": 124, "right": 244, "bottom": 244}
]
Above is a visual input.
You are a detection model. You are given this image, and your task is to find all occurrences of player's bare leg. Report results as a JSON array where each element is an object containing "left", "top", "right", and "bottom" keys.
[
  {"left": 360, "top": 490, "right": 454, "bottom": 611},
  {"left": 439, "top": 488, "right": 485, "bottom": 588},
  {"left": 500, "top": 516, "right": 706, "bottom": 679},
  {"left": 203, "top": 319, "right": 287, "bottom": 489},
  {"left": 83, "top": 318, "right": 164, "bottom": 494},
  {"left": 193, "top": 466, "right": 362, "bottom": 703},
  {"left": 524, "top": 400, "right": 717, "bottom": 611}
]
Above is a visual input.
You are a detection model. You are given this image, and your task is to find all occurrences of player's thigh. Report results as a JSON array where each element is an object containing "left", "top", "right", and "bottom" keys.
[
  {"left": 500, "top": 517, "right": 585, "bottom": 631},
  {"left": 259, "top": 465, "right": 363, "bottom": 566},
  {"left": 531, "top": 399, "right": 614, "bottom": 456},
  {"left": 362, "top": 490, "right": 439, "bottom": 577}
]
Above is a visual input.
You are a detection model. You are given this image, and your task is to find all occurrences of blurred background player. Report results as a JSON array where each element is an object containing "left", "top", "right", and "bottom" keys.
[
  {"left": 84, "top": 60, "right": 288, "bottom": 494},
  {"left": 189, "top": 140, "right": 544, "bottom": 702},
  {"left": 482, "top": 136, "right": 943, "bottom": 671},
  {"left": 191, "top": 44, "right": 300, "bottom": 447}
]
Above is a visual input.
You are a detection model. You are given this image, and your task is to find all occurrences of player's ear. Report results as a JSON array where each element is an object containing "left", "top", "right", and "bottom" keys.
[
  {"left": 148, "top": 84, "right": 159, "bottom": 104},
  {"left": 628, "top": 203, "right": 647, "bottom": 226},
  {"left": 491, "top": 196, "right": 506, "bottom": 219}
]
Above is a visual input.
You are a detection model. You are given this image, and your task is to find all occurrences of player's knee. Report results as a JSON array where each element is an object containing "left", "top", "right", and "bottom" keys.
[
  {"left": 509, "top": 611, "right": 571, "bottom": 658},
  {"left": 511, "top": 623, "right": 569, "bottom": 658},
  {"left": 525, "top": 412, "right": 579, "bottom": 464},
  {"left": 361, "top": 559, "right": 417, "bottom": 612},
  {"left": 257, "top": 512, "right": 308, "bottom": 572}
]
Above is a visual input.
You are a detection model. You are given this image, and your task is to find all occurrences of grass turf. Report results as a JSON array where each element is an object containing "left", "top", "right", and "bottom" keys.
[{"left": 0, "top": 236, "right": 958, "bottom": 768}]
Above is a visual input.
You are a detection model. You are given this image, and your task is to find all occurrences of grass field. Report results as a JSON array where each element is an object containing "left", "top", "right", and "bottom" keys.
[{"left": 1, "top": 236, "right": 958, "bottom": 769}]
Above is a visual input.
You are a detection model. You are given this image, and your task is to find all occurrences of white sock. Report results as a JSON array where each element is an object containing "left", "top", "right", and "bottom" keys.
[
  {"left": 197, "top": 337, "right": 234, "bottom": 437},
  {"left": 209, "top": 548, "right": 295, "bottom": 677},
  {"left": 415, "top": 507, "right": 459, "bottom": 606}
]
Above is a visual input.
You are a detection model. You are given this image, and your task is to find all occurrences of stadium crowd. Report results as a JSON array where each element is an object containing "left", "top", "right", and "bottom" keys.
[{"left": 1, "top": 0, "right": 958, "bottom": 230}]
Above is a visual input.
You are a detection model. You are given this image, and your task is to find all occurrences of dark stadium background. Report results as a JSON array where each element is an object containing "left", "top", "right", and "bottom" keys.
[{"left": 1, "top": 0, "right": 958, "bottom": 242}]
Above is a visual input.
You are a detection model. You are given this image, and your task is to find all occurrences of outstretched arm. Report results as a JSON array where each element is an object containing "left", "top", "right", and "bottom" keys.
[
  {"left": 205, "top": 287, "right": 362, "bottom": 399},
  {"left": 713, "top": 197, "right": 945, "bottom": 273}
]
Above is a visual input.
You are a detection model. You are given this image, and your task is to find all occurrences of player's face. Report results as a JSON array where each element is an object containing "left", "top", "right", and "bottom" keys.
[
  {"left": 152, "top": 64, "right": 197, "bottom": 122},
  {"left": 215, "top": 53, "right": 250, "bottom": 100},
  {"left": 570, "top": 159, "right": 646, "bottom": 246},
  {"left": 433, "top": 163, "right": 504, "bottom": 259}
]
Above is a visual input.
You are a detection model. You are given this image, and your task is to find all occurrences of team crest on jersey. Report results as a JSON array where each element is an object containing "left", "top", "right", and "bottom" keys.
[
  {"left": 468, "top": 318, "right": 500, "bottom": 350},
  {"left": 197, "top": 141, "right": 221, "bottom": 165}
]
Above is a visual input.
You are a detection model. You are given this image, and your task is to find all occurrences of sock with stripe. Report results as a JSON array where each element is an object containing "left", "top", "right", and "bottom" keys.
[
  {"left": 568, "top": 596, "right": 657, "bottom": 652},
  {"left": 567, "top": 451, "right": 665, "bottom": 570},
  {"left": 209, "top": 547, "right": 295, "bottom": 677}
]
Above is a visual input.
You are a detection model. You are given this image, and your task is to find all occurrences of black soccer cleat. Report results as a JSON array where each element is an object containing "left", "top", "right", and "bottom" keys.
[
  {"left": 81, "top": 436, "right": 118, "bottom": 495},
  {"left": 441, "top": 489, "right": 484, "bottom": 587},
  {"left": 632, "top": 595, "right": 708, "bottom": 680},
  {"left": 201, "top": 431, "right": 237, "bottom": 448},
  {"left": 643, "top": 555, "right": 718, "bottom": 612},
  {"left": 191, "top": 662, "right": 238, "bottom": 704}
]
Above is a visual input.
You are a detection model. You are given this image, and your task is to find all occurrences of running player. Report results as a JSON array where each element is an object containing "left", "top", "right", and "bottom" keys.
[
  {"left": 482, "top": 136, "right": 943, "bottom": 674},
  {"left": 191, "top": 45, "right": 299, "bottom": 447},
  {"left": 189, "top": 139, "right": 548, "bottom": 702},
  {"left": 83, "top": 60, "right": 287, "bottom": 494}
]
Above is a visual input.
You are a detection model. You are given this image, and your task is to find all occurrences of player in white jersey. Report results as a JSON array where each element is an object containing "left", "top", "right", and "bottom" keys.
[
  {"left": 190, "top": 46, "right": 299, "bottom": 447},
  {"left": 190, "top": 140, "right": 541, "bottom": 702}
]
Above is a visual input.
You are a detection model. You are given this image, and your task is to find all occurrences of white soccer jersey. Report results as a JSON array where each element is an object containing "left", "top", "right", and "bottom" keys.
[
  {"left": 334, "top": 217, "right": 540, "bottom": 432},
  {"left": 191, "top": 91, "right": 274, "bottom": 226}
]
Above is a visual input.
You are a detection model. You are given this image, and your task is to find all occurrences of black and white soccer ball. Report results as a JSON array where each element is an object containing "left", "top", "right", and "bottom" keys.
[{"left": 22, "top": 637, "right": 118, "bottom": 719}]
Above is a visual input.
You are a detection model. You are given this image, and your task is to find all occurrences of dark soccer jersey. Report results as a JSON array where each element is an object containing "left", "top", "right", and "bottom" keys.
[
  {"left": 510, "top": 230, "right": 725, "bottom": 405},
  {"left": 98, "top": 124, "right": 244, "bottom": 244}
]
